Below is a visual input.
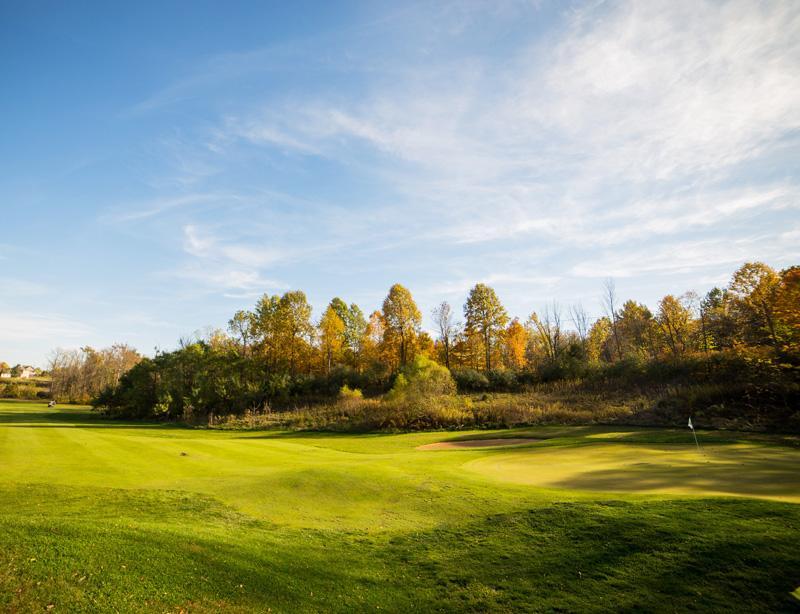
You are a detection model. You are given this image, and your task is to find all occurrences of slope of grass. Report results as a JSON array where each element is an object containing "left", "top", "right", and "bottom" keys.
[{"left": 2, "top": 400, "right": 799, "bottom": 612}]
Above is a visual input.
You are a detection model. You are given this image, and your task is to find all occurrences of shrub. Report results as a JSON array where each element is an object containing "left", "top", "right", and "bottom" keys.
[
  {"left": 451, "top": 368, "right": 490, "bottom": 392},
  {"left": 486, "top": 369, "right": 519, "bottom": 391},
  {"left": 339, "top": 385, "right": 363, "bottom": 400},
  {"left": 386, "top": 356, "right": 456, "bottom": 401}
]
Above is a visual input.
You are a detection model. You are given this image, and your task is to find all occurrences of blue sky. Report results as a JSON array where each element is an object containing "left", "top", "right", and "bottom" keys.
[{"left": 2, "top": 0, "right": 799, "bottom": 367}]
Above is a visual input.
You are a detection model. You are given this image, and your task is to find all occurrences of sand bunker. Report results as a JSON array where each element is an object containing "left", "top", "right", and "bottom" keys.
[{"left": 417, "top": 438, "right": 541, "bottom": 450}]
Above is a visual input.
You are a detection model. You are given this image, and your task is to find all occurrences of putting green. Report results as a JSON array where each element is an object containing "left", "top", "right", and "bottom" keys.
[{"left": 464, "top": 440, "right": 800, "bottom": 502}]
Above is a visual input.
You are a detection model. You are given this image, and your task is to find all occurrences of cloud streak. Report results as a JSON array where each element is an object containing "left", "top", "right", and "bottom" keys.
[
  {"left": 216, "top": 0, "right": 799, "bottom": 256},
  {"left": 0, "top": 313, "right": 92, "bottom": 342}
]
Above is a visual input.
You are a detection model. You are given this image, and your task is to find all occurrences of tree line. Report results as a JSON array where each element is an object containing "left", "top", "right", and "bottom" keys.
[
  {"left": 80, "top": 261, "right": 798, "bottom": 419},
  {"left": 48, "top": 345, "right": 141, "bottom": 403}
]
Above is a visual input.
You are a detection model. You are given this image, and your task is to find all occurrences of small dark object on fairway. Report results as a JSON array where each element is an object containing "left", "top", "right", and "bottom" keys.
[{"left": 180, "top": 452, "right": 188, "bottom": 456}]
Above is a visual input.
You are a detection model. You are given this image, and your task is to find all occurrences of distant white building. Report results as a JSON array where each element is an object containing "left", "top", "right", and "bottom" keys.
[
  {"left": 0, "top": 372, "right": 10, "bottom": 379},
  {"left": 18, "top": 366, "right": 36, "bottom": 379}
]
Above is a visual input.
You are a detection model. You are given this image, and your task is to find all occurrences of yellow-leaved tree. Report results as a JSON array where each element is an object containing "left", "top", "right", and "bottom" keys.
[
  {"left": 319, "top": 304, "right": 345, "bottom": 374},
  {"left": 381, "top": 284, "right": 421, "bottom": 368},
  {"left": 502, "top": 318, "right": 528, "bottom": 370},
  {"left": 464, "top": 283, "right": 508, "bottom": 371}
]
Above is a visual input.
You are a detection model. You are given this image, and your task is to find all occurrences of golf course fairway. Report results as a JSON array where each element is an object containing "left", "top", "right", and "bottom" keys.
[{"left": 2, "top": 399, "right": 799, "bottom": 612}]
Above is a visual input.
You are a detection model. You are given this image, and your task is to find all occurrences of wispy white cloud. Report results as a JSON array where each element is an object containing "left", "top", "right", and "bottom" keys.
[
  {"left": 0, "top": 313, "right": 92, "bottom": 342},
  {"left": 570, "top": 227, "right": 800, "bottom": 278},
  {"left": 217, "top": 0, "right": 799, "bottom": 254},
  {"left": 98, "top": 0, "right": 799, "bottom": 330},
  {"left": 168, "top": 225, "right": 288, "bottom": 293},
  {"left": 103, "top": 193, "right": 243, "bottom": 222}
]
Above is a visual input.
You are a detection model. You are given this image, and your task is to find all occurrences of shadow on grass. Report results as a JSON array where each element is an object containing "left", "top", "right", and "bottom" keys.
[
  {"left": 0, "top": 405, "right": 187, "bottom": 430},
  {"left": 547, "top": 448, "right": 800, "bottom": 499},
  {"left": 3, "top": 483, "right": 799, "bottom": 612}
]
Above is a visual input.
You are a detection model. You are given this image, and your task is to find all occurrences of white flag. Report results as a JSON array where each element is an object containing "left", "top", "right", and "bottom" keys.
[{"left": 688, "top": 417, "right": 694, "bottom": 430}]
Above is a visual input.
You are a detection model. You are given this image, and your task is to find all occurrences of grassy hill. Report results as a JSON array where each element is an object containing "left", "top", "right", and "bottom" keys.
[{"left": 1, "top": 399, "right": 799, "bottom": 612}]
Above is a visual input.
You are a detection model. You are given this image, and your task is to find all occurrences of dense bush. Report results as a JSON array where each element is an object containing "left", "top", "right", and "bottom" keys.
[
  {"left": 486, "top": 369, "right": 519, "bottom": 391},
  {"left": 0, "top": 382, "right": 41, "bottom": 400},
  {"left": 451, "top": 368, "right": 490, "bottom": 392},
  {"left": 387, "top": 355, "right": 456, "bottom": 401}
]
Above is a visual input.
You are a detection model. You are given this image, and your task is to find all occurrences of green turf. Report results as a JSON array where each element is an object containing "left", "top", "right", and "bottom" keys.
[{"left": 1, "top": 399, "right": 799, "bottom": 612}]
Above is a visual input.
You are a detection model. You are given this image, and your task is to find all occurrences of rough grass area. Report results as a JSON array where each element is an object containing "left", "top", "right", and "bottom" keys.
[
  {"left": 0, "top": 376, "right": 50, "bottom": 400},
  {"left": 2, "top": 400, "right": 799, "bottom": 612}
]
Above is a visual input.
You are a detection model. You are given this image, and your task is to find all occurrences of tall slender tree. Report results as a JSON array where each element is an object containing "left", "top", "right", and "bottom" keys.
[
  {"left": 381, "top": 284, "right": 422, "bottom": 367},
  {"left": 602, "top": 278, "right": 623, "bottom": 361},
  {"left": 227, "top": 310, "right": 255, "bottom": 356},
  {"left": 318, "top": 305, "right": 345, "bottom": 374},
  {"left": 277, "top": 291, "right": 314, "bottom": 375},
  {"left": 464, "top": 283, "right": 508, "bottom": 371},
  {"left": 431, "top": 301, "right": 457, "bottom": 369}
]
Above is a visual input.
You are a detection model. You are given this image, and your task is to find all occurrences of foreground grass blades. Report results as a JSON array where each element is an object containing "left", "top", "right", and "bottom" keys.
[{"left": 1, "top": 400, "right": 799, "bottom": 612}]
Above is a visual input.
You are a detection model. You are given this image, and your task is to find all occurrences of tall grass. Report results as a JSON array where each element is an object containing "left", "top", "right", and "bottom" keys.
[{"left": 210, "top": 374, "right": 799, "bottom": 433}]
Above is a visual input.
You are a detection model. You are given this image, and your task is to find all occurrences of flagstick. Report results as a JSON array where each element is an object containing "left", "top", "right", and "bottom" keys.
[
  {"left": 691, "top": 426, "right": 703, "bottom": 456},
  {"left": 688, "top": 416, "right": 707, "bottom": 460}
]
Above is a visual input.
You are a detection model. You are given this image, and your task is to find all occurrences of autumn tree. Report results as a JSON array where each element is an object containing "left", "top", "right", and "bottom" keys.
[
  {"left": 656, "top": 294, "right": 695, "bottom": 357},
  {"left": 381, "top": 284, "right": 421, "bottom": 368},
  {"left": 431, "top": 301, "right": 457, "bottom": 369},
  {"left": 50, "top": 344, "right": 141, "bottom": 403},
  {"left": 331, "top": 300, "right": 368, "bottom": 369},
  {"left": 253, "top": 294, "right": 281, "bottom": 370},
  {"left": 728, "top": 262, "right": 781, "bottom": 348},
  {"left": 602, "top": 278, "right": 623, "bottom": 361},
  {"left": 277, "top": 291, "right": 314, "bottom": 375},
  {"left": 455, "top": 329, "right": 485, "bottom": 370},
  {"left": 569, "top": 303, "right": 591, "bottom": 345},
  {"left": 775, "top": 266, "right": 800, "bottom": 352},
  {"left": 464, "top": 283, "right": 509, "bottom": 371},
  {"left": 586, "top": 316, "right": 613, "bottom": 364},
  {"left": 228, "top": 310, "right": 255, "bottom": 356},
  {"left": 502, "top": 318, "right": 528, "bottom": 369},
  {"left": 415, "top": 331, "right": 436, "bottom": 358},
  {"left": 616, "top": 300, "right": 657, "bottom": 359},
  {"left": 528, "top": 303, "right": 563, "bottom": 363},
  {"left": 318, "top": 304, "right": 346, "bottom": 374}
]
